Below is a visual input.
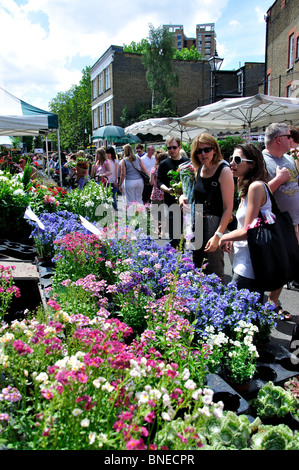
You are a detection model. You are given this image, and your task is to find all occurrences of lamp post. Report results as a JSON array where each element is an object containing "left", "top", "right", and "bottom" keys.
[{"left": 208, "top": 49, "right": 224, "bottom": 103}]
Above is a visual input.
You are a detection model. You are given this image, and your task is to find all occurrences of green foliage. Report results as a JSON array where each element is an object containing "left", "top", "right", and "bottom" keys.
[
  {"left": 123, "top": 38, "right": 149, "bottom": 54},
  {"left": 141, "top": 24, "right": 179, "bottom": 109},
  {"left": 138, "top": 97, "right": 177, "bottom": 120},
  {"left": 0, "top": 169, "right": 31, "bottom": 237},
  {"left": 251, "top": 424, "right": 299, "bottom": 450},
  {"left": 173, "top": 45, "right": 203, "bottom": 61},
  {"left": 254, "top": 382, "right": 296, "bottom": 419},
  {"left": 204, "top": 411, "right": 254, "bottom": 450},
  {"left": 218, "top": 136, "right": 247, "bottom": 159},
  {"left": 48, "top": 67, "right": 92, "bottom": 150}
]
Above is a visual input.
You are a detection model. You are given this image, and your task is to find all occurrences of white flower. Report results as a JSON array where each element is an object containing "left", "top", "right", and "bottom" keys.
[
  {"left": 72, "top": 408, "right": 83, "bottom": 416},
  {"left": 192, "top": 389, "right": 202, "bottom": 401},
  {"left": 101, "top": 382, "right": 114, "bottom": 393},
  {"left": 202, "top": 394, "right": 213, "bottom": 405},
  {"left": 88, "top": 432, "right": 97, "bottom": 444},
  {"left": 213, "top": 402, "right": 224, "bottom": 419},
  {"left": 0, "top": 333, "right": 14, "bottom": 343},
  {"left": 162, "top": 393, "right": 171, "bottom": 407},
  {"left": 80, "top": 418, "right": 90, "bottom": 428},
  {"left": 162, "top": 411, "right": 172, "bottom": 421},
  {"left": 182, "top": 368, "right": 190, "bottom": 381},
  {"left": 13, "top": 189, "right": 25, "bottom": 196},
  {"left": 35, "top": 372, "right": 49, "bottom": 383},
  {"left": 135, "top": 390, "right": 149, "bottom": 404},
  {"left": 184, "top": 379, "right": 196, "bottom": 391},
  {"left": 198, "top": 406, "right": 211, "bottom": 417},
  {"left": 92, "top": 377, "right": 106, "bottom": 388}
]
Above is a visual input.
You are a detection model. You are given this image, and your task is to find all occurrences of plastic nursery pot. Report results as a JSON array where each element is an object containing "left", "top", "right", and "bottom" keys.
[
  {"left": 254, "top": 365, "right": 277, "bottom": 382},
  {"left": 213, "top": 392, "right": 240, "bottom": 412}
]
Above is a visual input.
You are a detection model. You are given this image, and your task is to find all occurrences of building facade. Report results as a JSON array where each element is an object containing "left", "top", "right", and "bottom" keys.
[
  {"left": 91, "top": 46, "right": 264, "bottom": 137},
  {"left": 265, "top": 0, "right": 299, "bottom": 97},
  {"left": 163, "top": 23, "right": 216, "bottom": 59}
]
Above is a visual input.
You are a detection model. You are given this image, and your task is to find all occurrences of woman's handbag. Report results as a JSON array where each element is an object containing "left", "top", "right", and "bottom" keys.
[
  {"left": 131, "top": 160, "right": 150, "bottom": 185},
  {"left": 247, "top": 185, "right": 299, "bottom": 291}
]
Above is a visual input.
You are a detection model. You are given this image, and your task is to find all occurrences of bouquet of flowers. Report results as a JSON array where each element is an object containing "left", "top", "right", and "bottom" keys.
[
  {"left": 179, "top": 161, "right": 196, "bottom": 246},
  {"left": 167, "top": 168, "right": 182, "bottom": 201}
]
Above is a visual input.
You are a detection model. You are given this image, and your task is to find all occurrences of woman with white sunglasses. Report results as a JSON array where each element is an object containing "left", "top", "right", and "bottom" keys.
[{"left": 219, "top": 143, "right": 272, "bottom": 297}]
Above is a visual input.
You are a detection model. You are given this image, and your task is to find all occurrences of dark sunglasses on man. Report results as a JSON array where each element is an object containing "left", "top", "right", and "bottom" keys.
[{"left": 167, "top": 145, "right": 178, "bottom": 150}]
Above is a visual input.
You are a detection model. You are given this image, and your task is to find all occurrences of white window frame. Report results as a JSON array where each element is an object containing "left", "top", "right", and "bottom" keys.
[
  {"left": 106, "top": 102, "right": 111, "bottom": 124},
  {"left": 92, "top": 80, "right": 97, "bottom": 100},
  {"left": 98, "top": 72, "right": 103, "bottom": 95},
  {"left": 105, "top": 66, "right": 111, "bottom": 90},
  {"left": 93, "top": 108, "right": 98, "bottom": 129},
  {"left": 99, "top": 105, "right": 104, "bottom": 127},
  {"left": 288, "top": 33, "right": 294, "bottom": 69}
]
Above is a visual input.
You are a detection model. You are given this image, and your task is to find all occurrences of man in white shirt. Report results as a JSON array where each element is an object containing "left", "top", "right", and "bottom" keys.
[{"left": 141, "top": 145, "right": 156, "bottom": 204}]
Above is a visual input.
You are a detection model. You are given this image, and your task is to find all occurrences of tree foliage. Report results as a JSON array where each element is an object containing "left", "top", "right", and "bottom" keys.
[{"left": 48, "top": 67, "right": 92, "bottom": 150}]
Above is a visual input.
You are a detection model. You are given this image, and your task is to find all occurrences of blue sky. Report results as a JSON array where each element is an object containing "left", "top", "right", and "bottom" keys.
[{"left": 0, "top": 0, "right": 272, "bottom": 111}]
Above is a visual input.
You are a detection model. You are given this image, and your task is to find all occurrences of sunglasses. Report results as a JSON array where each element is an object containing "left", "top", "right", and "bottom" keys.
[
  {"left": 195, "top": 147, "right": 214, "bottom": 155},
  {"left": 277, "top": 134, "right": 292, "bottom": 139},
  {"left": 229, "top": 155, "right": 254, "bottom": 165},
  {"left": 167, "top": 145, "right": 178, "bottom": 150}
]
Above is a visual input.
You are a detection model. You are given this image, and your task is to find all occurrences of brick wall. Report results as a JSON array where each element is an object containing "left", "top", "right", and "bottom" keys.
[{"left": 266, "top": 0, "right": 299, "bottom": 97}]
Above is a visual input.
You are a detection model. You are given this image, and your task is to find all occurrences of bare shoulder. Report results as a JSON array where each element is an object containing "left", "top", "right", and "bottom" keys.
[{"left": 249, "top": 180, "right": 266, "bottom": 192}]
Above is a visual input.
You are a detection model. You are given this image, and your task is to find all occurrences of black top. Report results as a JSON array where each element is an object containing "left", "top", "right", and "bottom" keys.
[
  {"left": 157, "top": 155, "right": 190, "bottom": 206},
  {"left": 194, "top": 162, "right": 227, "bottom": 216}
]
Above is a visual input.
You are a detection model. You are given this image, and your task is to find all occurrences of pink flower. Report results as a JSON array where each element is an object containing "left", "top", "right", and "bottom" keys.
[
  {"left": 126, "top": 438, "right": 146, "bottom": 450},
  {"left": 144, "top": 411, "right": 155, "bottom": 423},
  {"left": 41, "top": 389, "right": 53, "bottom": 400}
]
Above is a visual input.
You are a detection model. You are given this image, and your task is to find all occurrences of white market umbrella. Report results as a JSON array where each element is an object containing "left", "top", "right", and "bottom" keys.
[
  {"left": 125, "top": 117, "right": 207, "bottom": 143},
  {"left": 178, "top": 94, "right": 299, "bottom": 139}
]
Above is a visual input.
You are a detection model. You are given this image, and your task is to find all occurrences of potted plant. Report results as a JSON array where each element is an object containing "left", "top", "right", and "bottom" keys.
[
  {"left": 222, "top": 321, "right": 259, "bottom": 393},
  {"left": 254, "top": 381, "right": 296, "bottom": 423}
]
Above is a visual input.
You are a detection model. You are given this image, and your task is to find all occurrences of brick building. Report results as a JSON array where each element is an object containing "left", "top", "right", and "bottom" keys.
[
  {"left": 163, "top": 23, "right": 217, "bottom": 59},
  {"left": 90, "top": 46, "right": 264, "bottom": 136},
  {"left": 265, "top": 0, "right": 299, "bottom": 97}
]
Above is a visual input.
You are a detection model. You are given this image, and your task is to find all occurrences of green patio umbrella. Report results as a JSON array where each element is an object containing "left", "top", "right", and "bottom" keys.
[
  {"left": 92, "top": 125, "right": 125, "bottom": 141},
  {"left": 113, "top": 133, "right": 141, "bottom": 144}
]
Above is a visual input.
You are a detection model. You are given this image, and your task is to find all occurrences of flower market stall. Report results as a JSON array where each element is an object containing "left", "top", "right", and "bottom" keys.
[
  {"left": 0, "top": 86, "right": 62, "bottom": 185},
  {"left": 0, "top": 167, "right": 299, "bottom": 452}
]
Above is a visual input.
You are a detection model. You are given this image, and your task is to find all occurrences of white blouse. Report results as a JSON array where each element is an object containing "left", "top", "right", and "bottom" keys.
[{"left": 233, "top": 183, "right": 273, "bottom": 280}]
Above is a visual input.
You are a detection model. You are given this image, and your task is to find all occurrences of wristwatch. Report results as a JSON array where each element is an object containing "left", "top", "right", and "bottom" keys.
[{"left": 215, "top": 231, "right": 223, "bottom": 238}]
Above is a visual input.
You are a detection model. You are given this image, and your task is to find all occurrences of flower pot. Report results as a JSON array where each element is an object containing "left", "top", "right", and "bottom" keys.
[{"left": 229, "top": 380, "right": 251, "bottom": 395}]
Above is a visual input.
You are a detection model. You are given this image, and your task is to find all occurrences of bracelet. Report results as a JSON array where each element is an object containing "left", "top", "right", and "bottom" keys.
[{"left": 215, "top": 231, "right": 223, "bottom": 238}]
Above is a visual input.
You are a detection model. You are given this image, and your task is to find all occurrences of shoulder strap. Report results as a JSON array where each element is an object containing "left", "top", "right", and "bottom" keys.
[
  {"left": 263, "top": 183, "right": 280, "bottom": 215},
  {"left": 204, "top": 162, "right": 226, "bottom": 207}
]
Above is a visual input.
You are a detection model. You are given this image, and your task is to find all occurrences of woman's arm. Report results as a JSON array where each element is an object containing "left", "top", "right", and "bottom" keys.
[
  {"left": 104, "top": 161, "right": 112, "bottom": 178},
  {"left": 119, "top": 160, "right": 126, "bottom": 193},
  {"left": 114, "top": 161, "right": 119, "bottom": 186},
  {"left": 220, "top": 181, "right": 266, "bottom": 247}
]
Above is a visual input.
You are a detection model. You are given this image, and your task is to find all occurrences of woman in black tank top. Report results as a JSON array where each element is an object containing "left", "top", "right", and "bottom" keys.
[{"left": 179, "top": 134, "right": 234, "bottom": 279}]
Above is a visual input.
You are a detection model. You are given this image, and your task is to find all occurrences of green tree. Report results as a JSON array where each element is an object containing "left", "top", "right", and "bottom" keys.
[
  {"left": 141, "top": 24, "right": 179, "bottom": 112},
  {"left": 48, "top": 67, "right": 92, "bottom": 150},
  {"left": 173, "top": 45, "right": 203, "bottom": 61}
]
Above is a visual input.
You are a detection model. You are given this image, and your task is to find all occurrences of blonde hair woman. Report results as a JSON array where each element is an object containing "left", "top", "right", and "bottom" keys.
[
  {"left": 119, "top": 144, "right": 149, "bottom": 205},
  {"left": 179, "top": 133, "right": 234, "bottom": 279}
]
